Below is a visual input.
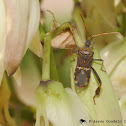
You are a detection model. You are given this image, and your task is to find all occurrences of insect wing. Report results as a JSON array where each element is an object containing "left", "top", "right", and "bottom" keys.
[
  {"left": 74, "top": 52, "right": 93, "bottom": 87},
  {"left": 75, "top": 69, "right": 89, "bottom": 87}
]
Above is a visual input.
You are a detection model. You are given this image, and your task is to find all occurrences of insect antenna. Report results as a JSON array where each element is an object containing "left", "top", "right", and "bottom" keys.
[
  {"left": 80, "top": 13, "right": 88, "bottom": 40},
  {"left": 91, "top": 32, "right": 120, "bottom": 40},
  {"left": 47, "top": 10, "right": 59, "bottom": 30},
  {"left": 47, "top": 10, "right": 56, "bottom": 23},
  {"left": 90, "top": 41, "right": 96, "bottom": 49}
]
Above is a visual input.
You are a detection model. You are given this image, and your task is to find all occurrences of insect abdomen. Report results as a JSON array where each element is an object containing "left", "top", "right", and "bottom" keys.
[
  {"left": 74, "top": 66, "right": 91, "bottom": 87},
  {"left": 75, "top": 72, "right": 88, "bottom": 87}
]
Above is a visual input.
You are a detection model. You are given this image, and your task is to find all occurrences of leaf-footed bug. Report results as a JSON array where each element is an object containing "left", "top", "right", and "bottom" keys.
[{"left": 73, "top": 14, "right": 120, "bottom": 105}]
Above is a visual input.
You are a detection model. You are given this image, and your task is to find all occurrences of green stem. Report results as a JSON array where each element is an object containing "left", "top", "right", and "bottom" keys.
[
  {"left": 42, "top": 35, "right": 51, "bottom": 81},
  {"left": 50, "top": 48, "right": 59, "bottom": 81}
]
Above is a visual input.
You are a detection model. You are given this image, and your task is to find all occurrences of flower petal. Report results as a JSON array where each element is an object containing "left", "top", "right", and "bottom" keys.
[
  {"left": 13, "top": 50, "right": 41, "bottom": 107},
  {"left": 101, "top": 38, "right": 126, "bottom": 98},
  {"left": 51, "top": 30, "right": 75, "bottom": 49},
  {"left": 5, "top": 0, "right": 30, "bottom": 75},
  {"left": 5, "top": 0, "right": 40, "bottom": 75},
  {"left": 29, "top": 30, "right": 42, "bottom": 57},
  {"left": 119, "top": 93, "right": 126, "bottom": 126},
  {"left": 0, "top": 0, "right": 6, "bottom": 84},
  {"left": 36, "top": 81, "right": 92, "bottom": 126},
  {"left": 25, "top": 0, "right": 40, "bottom": 53}
]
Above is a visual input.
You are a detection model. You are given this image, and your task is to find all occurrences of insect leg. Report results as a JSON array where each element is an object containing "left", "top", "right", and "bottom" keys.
[
  {"left": 71, "top": 56, "right": 76, "bottom": 62},
  {"left": 72, "top": 46, "right": 80, "bottom": 62},
  {"left": 71, "top": 50, "right": 78, "bottom": 62},
  {"left": 72, "top": 45, "right": 80, "bottom": 55},
  {"left": 93, "top": 59, "right": 106, "bottom": 72},
  {"left": 72, "top": 49, "right": 78, "bottom": 55},
  {"left": 91, "top": 67, "right": 102, "bottom": 105},
  {"left": 75, "top": 45, "right": 80, "bottom": 51}
]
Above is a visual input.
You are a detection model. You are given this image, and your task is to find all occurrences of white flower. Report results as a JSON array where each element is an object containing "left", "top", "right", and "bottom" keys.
[
  {"left": 101, "top": 37, "right": 126, "bottom": 98},
  {"left": 4, "top": 0, "right": 40, "bottom": 76}
]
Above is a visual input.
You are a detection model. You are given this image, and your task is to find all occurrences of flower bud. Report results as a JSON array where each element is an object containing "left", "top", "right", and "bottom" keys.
[{"left": 35, "top": 80, "right": 92, "bottom": 126}]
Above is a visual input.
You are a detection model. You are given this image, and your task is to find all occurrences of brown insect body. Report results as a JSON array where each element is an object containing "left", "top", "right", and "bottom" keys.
[
  {"left": 74, "top": 37, "right": 103, "bottom": 105},
  {"left": 74, "top": 45, "right": 93, "bottom": 87}
]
